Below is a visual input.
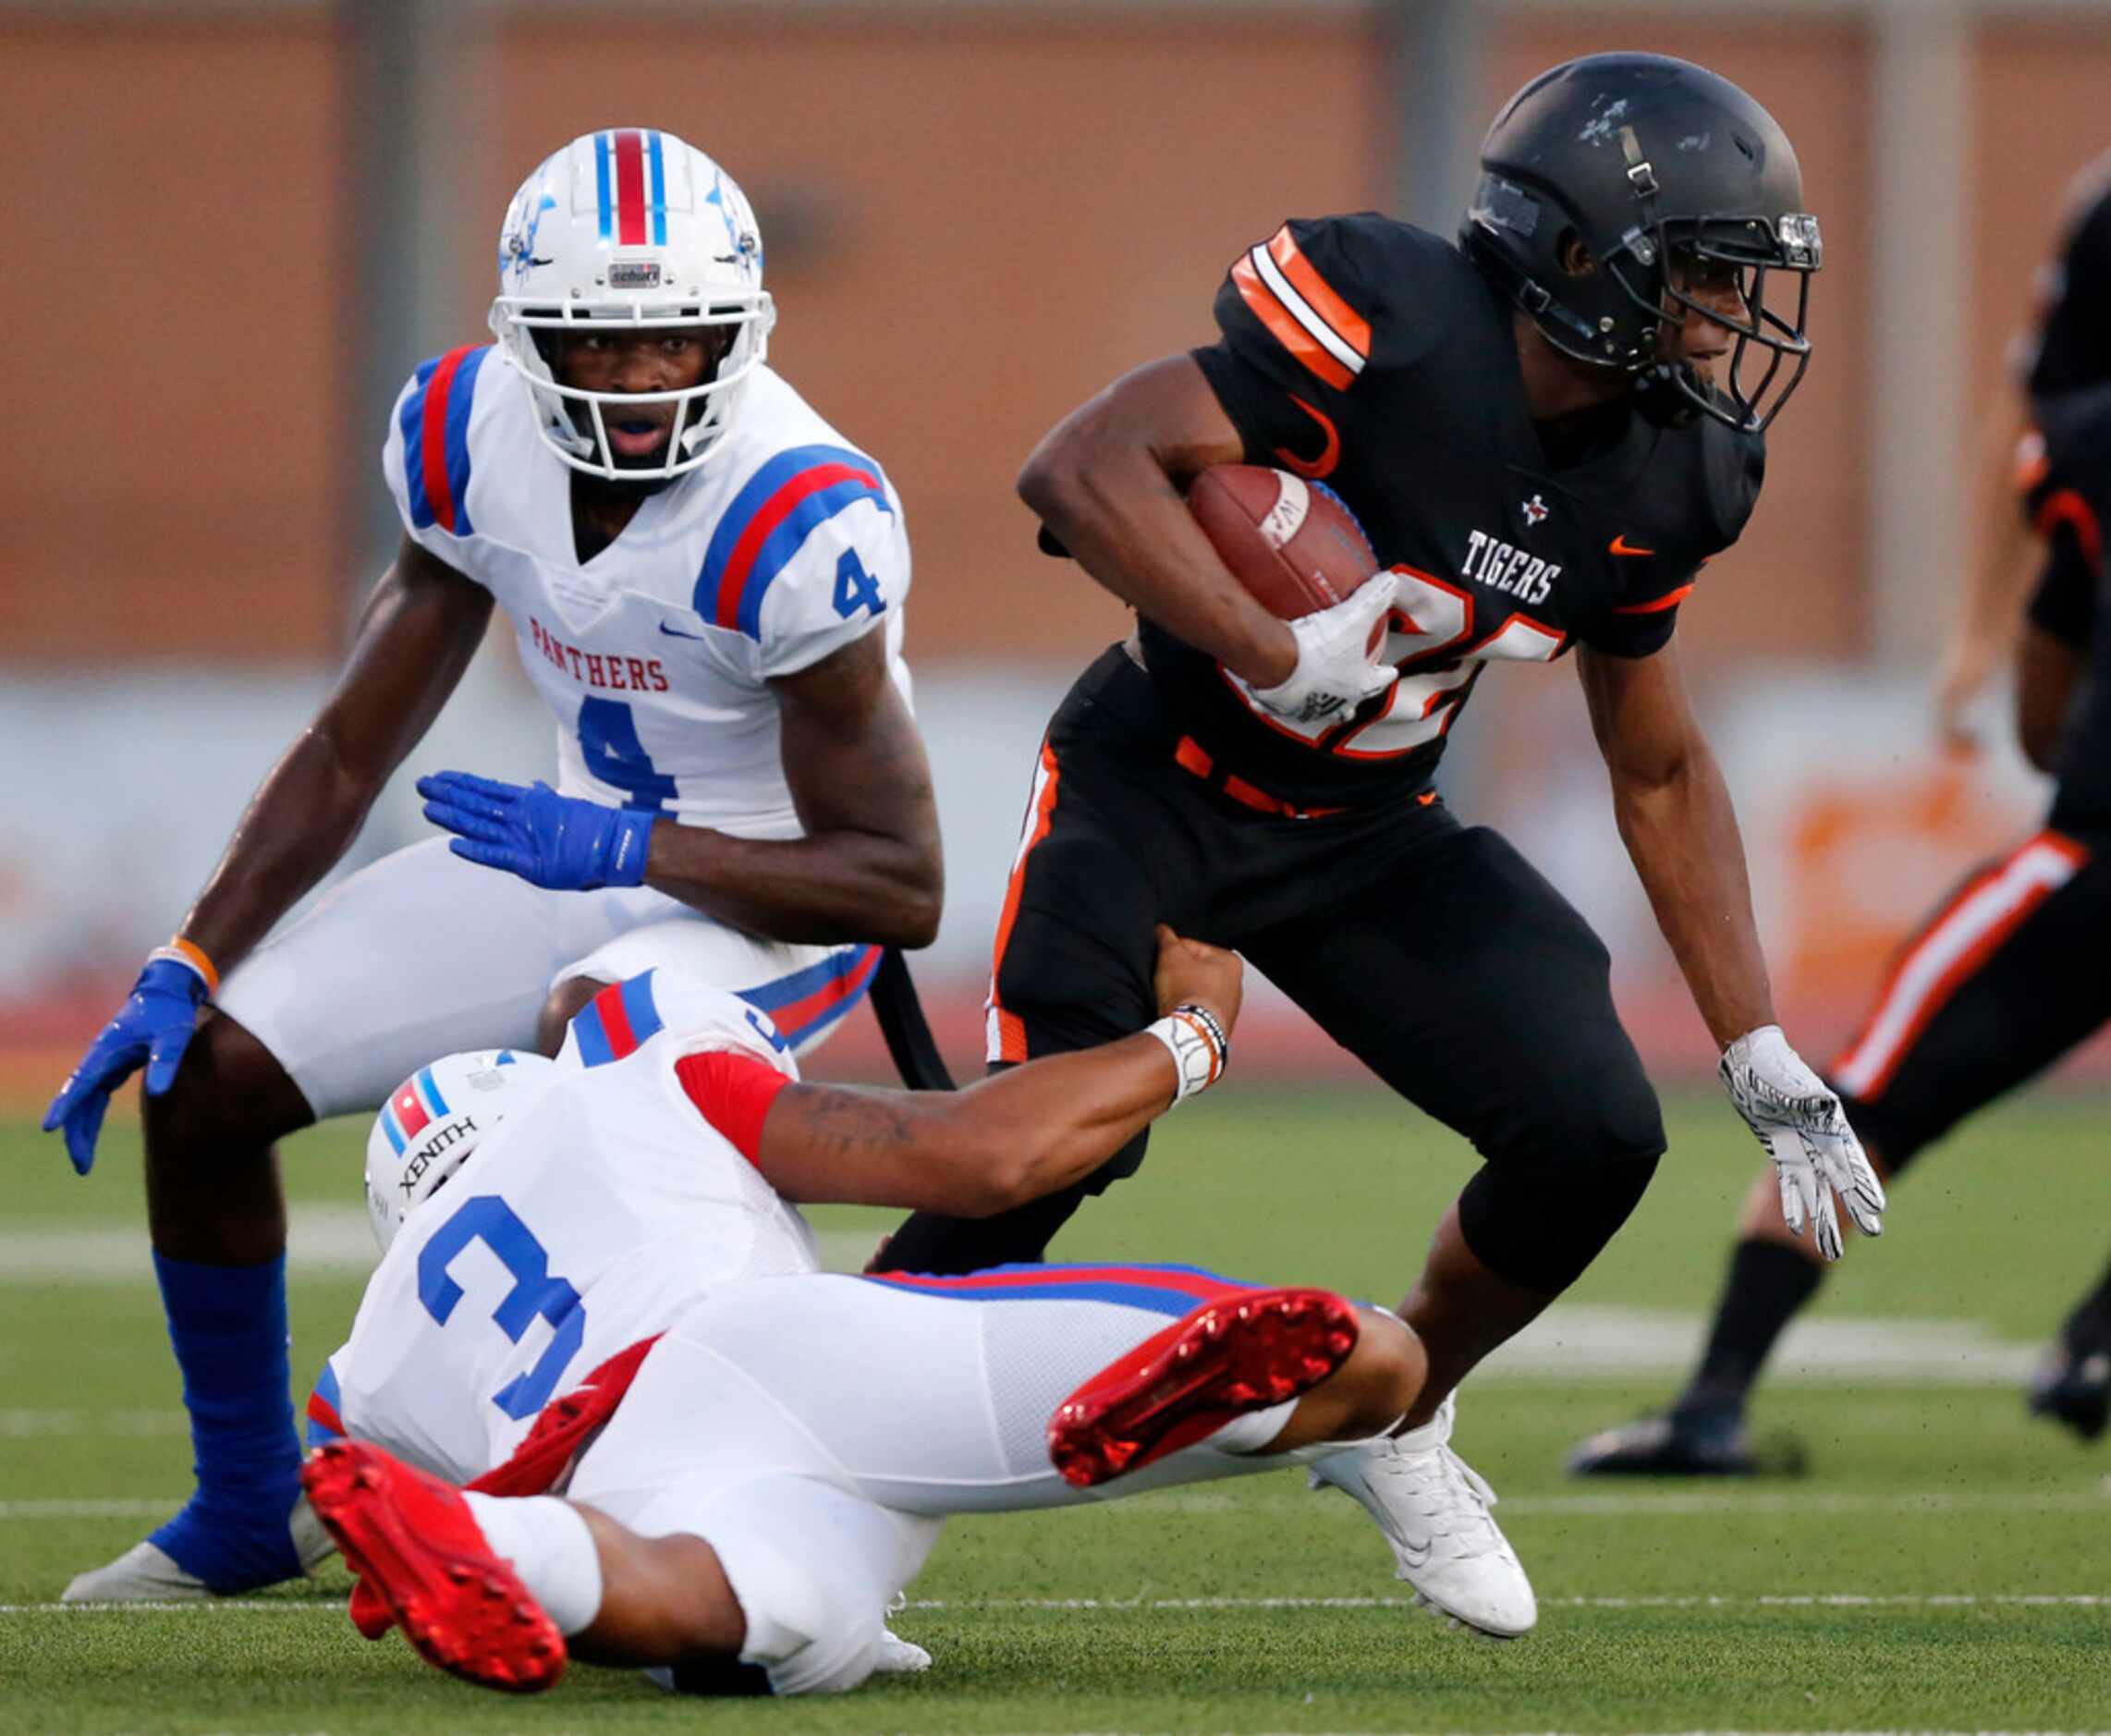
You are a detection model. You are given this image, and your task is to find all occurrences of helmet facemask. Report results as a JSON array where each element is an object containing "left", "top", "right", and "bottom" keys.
[
  {"left": 1599, "top": 199, "right": 1821, "bottom": 434},
  {"left": 488, "top": 130, "right": 777, "bottom": 481}
]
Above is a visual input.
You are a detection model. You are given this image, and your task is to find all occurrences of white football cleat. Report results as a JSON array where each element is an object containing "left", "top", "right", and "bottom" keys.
[
  {"left": 1309, "top": 1393, "right": 1536, "bottom": 1638},
  {"left": 61, "top": 1497, "right": 334, "bottom": 1604},
  {"left": 874, "top": 1627, "right": 933, "bottom": 1674}
]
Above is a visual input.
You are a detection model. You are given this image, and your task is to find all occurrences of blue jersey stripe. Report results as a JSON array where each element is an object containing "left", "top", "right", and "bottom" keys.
[
  {"left": 618, "top": 970, "right": 664, "bottom": 1048},
  {"left": 647, "top": 131, "right": 667, "bottom": 246},
  {"left": 693, "top": 444, "right": 893, "bottom": 638},
  {"left": 734, "top": 479, "right": 890, "bottom": 639},
  {"left": 594, "top": 132, "right": 613, "bottom": 241},
  {"left": 440, "top": 346, "right": 487, "bottom": 538},
  {"left": 305, "top": 1360, "right": 346, "bottom": 1449},
  {"left": 572, "top": 998, "right": 615, "bottom": 1068},
  {"left": 397, "top": 347, "right": 489, "bottom": 535},
  {"left": 397, "top": 353, "right": 443, "bottom": 530},
  {"left": 736, "top": 945, "right": 871, "bottom": 1015},
  {"left": 861, "top": 1276, "right": 1202, "bottom": 1316}
]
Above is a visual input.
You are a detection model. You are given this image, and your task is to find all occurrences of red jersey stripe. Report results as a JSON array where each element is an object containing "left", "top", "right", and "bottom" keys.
[
  {"left": 592, "top": 979, "right": 641, "bottom": 1060},
  {"left": 712, "top": 462, "right": 881, "bottom": 630},
  {"left": 419, "top": 346, "right": 472, "bottom": 535}
]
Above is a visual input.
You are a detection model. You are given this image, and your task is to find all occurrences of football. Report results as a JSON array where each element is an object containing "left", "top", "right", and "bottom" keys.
[{"left": 1187, "top": 465, "right": 1382, "bottom": 626}]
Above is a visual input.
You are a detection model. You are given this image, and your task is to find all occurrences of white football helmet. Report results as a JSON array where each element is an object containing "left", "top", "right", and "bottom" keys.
[
  {"left": 364, "top": 1050, "right": 557, "bottom": 1253},
  {"left": 489, "top": 128, "right": 775, "bottom": 480}
]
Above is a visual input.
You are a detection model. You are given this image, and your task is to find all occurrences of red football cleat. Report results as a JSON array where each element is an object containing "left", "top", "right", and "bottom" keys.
[
  {"left": 301, "top": 1440, "right": 567, "bottom": 1693},
  {"left": 1048, "top": 1286, "right": 1360, "bottom": 1488}
]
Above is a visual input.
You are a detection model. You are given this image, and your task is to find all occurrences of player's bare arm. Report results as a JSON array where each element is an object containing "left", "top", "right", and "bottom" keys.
[
  {"left": 1019, "top": 356, "right": 1299, "bottom": 687},
  {"left": 755, "top": 925, "right": 1239, "bottom": 1215},
  {"left": 1576, "top": 641, "right": 1773, "bottom": 1046},
  {"left": 636, "top": 627, "right": 942, "bottom": 947},
  {"left": 1580, "top": 641, "right": 1885, "bottom": 1258},
  {"left": 178, "top": 538, "right": 494, "bottom": 972},
  {"left": 43, "top": 536, "right": 492, "bottom": 1174}
]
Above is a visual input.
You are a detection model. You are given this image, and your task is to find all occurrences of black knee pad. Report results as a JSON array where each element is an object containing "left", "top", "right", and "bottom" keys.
[{"left": 1456, "top": 1081, "right": 1666, "bottom": 1293}]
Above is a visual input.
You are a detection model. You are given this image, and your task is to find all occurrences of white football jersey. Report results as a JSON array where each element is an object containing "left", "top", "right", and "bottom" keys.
[
  {"left": 317, "top": 970, "right": 821, "bottom": 1484},
  {"left": 381, "top": 348, "right": 912, "bottom": 837}
]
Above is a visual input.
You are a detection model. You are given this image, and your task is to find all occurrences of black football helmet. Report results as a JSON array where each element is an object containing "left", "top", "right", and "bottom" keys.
[{"left": 1460, "top": 52, "right": 1822, "bottom": 433}]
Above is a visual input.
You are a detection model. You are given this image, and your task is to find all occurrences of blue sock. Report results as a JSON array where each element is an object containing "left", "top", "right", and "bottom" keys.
[{"left": 147, "top": 1252, "right": 305, "bottom": 1592}]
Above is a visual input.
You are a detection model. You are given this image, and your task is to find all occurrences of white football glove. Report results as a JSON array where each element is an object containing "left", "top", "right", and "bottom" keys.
[
  {"left": 1249, "top": 573, "right": 1400, "bottom": 726},
  {"left": 1719, "top": 1025, "right": 1886, "bottom": 1262}
]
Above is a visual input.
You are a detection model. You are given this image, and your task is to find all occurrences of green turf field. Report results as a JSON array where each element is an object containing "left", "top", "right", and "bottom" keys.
[{"left": 4, "top": 1086, "right": 2109, "bottom": 1732}]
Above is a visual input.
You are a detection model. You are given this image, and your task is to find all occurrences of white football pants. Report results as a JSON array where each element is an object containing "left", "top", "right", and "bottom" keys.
[
  {"left": 216, "top": 837, "right": 875, "bottom": 1119},
  {"left": 564, "top": 1267, "right": 1362, "bottom": 1695}
]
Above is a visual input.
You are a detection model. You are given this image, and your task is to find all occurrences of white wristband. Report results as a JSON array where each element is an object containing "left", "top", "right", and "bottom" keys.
[{"left": 1144, "top": 1003, "right": 1229, "bottom": 1103}]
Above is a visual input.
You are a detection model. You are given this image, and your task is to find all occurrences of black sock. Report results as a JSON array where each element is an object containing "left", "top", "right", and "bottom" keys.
[
  {"left": 1676, "top": 1238, "right": 1825, "bottom": 1419},
  {"left": 2061, "top": 1254, "right": 2111, "bottom": 1347}
]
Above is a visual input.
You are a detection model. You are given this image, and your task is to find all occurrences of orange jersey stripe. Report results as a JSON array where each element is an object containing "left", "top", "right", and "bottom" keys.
[
  {"left": 1831, "top": 831, "right": 2088, "bottom": 1100},
  {"left": 2034, "top": 486, "right": 2104, "bottom": 568},
  {"left": 1232, "top": 256, "right": 1354, "bottom": 392},
  {"left": 985, "top": 742, "right": 1063, "bottom": 1065},
  {"left": 1612, "top": 582, "right": 1695, "bottom": 616},
  {"left": 1265, "top": 226, "right": 1371, "bottom": 361}
]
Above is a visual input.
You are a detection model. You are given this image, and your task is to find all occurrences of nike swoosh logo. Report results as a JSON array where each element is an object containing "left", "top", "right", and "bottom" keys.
[
  {"left": 1608, "top": 534, "right": 1656, "bottom": 557},
  {"left": 658, "top": 622, "right": 705, "bottom": 640}
]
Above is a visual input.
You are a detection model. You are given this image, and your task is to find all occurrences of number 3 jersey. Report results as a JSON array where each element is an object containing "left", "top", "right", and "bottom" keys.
[
  {"left": 313, "top": 971, "right": 821, "bottom": 1485},
  {"left": 1146, "top": 213, "right": 1766, "bottom": 810},
  {"left": 382, "top": 351, "right": 912, "bottom": 838}
]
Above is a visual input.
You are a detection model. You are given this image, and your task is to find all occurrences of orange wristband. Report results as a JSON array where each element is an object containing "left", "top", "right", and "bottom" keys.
[{"left": 150, "top": 936, "right": 220, "bottom": 996}]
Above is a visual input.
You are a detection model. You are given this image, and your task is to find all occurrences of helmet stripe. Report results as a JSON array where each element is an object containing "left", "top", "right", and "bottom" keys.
[
  {"left": 614, "top": 128, "right": 648, "bottom": 245},
  {"left": 379, "top": 1101, "right": 408, "bottom": 1155},
  {"left": 593, "top": 132, "right": 614, "bottom": 242},
  {"left": 391, "top": 1080, "right": 431, "bottom": 1141},
  {"left": 416, "top": 1063, "right": 450, "bottom": 1119},
  {"left": 647, "top": 131, "right": 668, "bottom": 247}
]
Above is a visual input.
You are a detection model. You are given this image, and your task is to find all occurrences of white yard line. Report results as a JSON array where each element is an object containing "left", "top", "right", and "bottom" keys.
[
  {"left": 5, "top": 1593, "right": 2106, "bottom": 1618},
  {"left": 0, "top": 1209, "right": 2058, "bottom": 1388},
  {"left": 0, "top": 1409, "right": 185, "bottom": 1437},
  {"left": 0, "top": 1213, "right": 880, "bottom": 1284},
  {"left": 6, "top": 1487, "right": 2109, "bottom": 1524}
]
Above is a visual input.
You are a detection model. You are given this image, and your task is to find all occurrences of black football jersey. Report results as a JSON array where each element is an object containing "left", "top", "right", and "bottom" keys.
[
  {"left": 2023, "top": 384, "right": 2111, "bottom": 825},
  {"left": 1143, "top": 213, "right": 1764, "bottom": 807},
  {"left": 2024, "top": 153, "right": 2111, "bottom": 403}
]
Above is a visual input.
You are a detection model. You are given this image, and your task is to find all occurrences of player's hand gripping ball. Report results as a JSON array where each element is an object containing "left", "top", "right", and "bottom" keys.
[
  {"left": 419, "top": 770, "right": 656, "bottom": 893},
  {"left": 1187, "top": 465, "right": 1398, "bottom": 725}
]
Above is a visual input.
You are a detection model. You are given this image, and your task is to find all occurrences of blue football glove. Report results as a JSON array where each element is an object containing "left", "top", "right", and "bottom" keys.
[
  {"left": 419, "top": 770, "right": 656, "bottom": 892},
  {"left": 43, "top": 958, "right": 210, "bottom": 1176}
]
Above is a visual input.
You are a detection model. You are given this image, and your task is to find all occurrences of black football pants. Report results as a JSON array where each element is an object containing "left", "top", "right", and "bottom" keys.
[
  {"left": 1829, "top": 824, "right": 2111, "bottom": 1168},
  {"left": 882, "top": 649, "right": 1666, "bottom": 1290}
]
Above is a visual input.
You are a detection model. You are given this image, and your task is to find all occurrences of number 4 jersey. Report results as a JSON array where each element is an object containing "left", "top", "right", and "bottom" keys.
[
  {"left": 311, "top": 970, "right": 821, "bottom": 1485},
  {"left": 383, "top": 351, "right": 912, "bottom": 837},
  {"left": 1142, "top": 213, "right": 1765, "bottom": 810}
]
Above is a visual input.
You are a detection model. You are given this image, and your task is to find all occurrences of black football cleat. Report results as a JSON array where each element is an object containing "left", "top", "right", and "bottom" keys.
[
  {"left": 1567, "top": 1406, "right": 1779, "bottom": 1477},
  {"left": 2027, "top": 1336, "right": 2111, "bottom": 1443}
]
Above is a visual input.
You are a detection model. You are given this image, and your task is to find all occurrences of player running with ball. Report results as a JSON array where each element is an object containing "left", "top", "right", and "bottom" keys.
[
  {"left": 46, "top": 129, "right": 942, "bottom": 1602},
  {"left": 875, "top": 54, "right": 1883, "bottom": 1637}
]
